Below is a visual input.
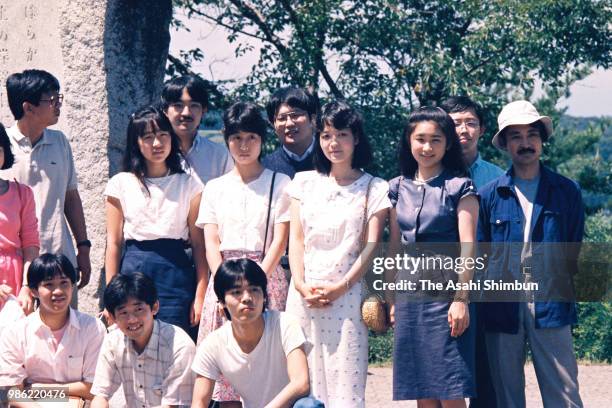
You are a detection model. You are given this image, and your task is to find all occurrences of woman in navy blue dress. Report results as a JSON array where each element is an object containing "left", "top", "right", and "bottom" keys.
[{"left": 388, "top": 107, "right": 479, "bottom": 407}]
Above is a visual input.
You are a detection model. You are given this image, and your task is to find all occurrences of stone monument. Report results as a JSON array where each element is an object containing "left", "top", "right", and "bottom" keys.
[{"left": 0, "top": 0, "right": 173, "bottom": 314}]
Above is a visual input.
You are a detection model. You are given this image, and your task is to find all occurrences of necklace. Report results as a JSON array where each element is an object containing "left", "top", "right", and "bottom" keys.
[
  {"left": 330, "top": 170, "right": 363, "bottom": 185},
  {"left": 414, "top": 169, "right": 443, "bottom": 183}
]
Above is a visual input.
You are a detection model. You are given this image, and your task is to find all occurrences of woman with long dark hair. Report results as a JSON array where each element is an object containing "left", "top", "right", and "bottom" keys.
[
  {"left": 104, "top": 105, "right": 206, "bottom": 339},
  {"left": 388, "top": 107, "right": 479, "bottom": 407}
]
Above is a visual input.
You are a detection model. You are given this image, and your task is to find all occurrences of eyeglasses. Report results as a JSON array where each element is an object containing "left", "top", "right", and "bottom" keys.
[
  {"left": 275, "top": 109, "right": 307, "bottom": 124},
  {"left": 39, "top": 94, "right": 64, "bottom": 106},
  {"left": 453, "top": 120, "right": 480, "bottom": 129},
  {"left": 169, "top": 101, "right": 204, "bottom": 111}
]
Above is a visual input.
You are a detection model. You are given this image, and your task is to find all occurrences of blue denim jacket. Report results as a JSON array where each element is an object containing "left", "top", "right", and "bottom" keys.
[{"left": 477, "top": 164, "right": 585, "bottom": 332}]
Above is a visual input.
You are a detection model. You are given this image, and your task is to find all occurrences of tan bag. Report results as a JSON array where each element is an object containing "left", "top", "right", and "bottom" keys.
[{"left": 359, "top": 176, "right": 389, "bottom": 334}]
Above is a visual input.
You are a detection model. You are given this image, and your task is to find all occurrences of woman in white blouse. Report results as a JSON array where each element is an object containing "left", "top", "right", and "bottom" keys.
[
  {"left": 196, "top": 101, "right": 291, "bottom": 406},
  {"left": 104, "top": 106, "right": 206, "bottom": 340},
  {"left": 285, "top": 101, "right": 391, "bottom": 407}
]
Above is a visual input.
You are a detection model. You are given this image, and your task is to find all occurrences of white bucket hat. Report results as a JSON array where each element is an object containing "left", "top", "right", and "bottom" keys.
[{"left": 492, "top": 100, "right": 553, "bottom": 150}]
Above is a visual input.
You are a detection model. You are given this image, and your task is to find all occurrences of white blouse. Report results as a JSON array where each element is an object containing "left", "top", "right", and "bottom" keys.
[
  {"left": 196, "top": 169, "right": 291, "bottom": 252},
  {"left": 104, "top": 172, "right": 203, "bottom": 241}
]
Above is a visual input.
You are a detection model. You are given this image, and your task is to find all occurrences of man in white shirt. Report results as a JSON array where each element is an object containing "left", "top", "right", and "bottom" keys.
[
  {"left": 1, "top": 70, "right": 92, "bottom": 302},
  {"left": 161, "top": 75, "right": 233, "bottom": 184},
  {"left": 191, "top": 258, "right": 322, "bottom": 408}
]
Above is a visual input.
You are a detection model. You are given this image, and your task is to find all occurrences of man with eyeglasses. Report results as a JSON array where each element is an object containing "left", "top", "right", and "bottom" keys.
[
  {"left": 1, "top": 69, "right": 92, "bottom": 306},
  {"left": 162, "top": 75, "right": 233, "bottom": 184},
  {"left": 263, "top": 87, "right": 319, "bottom": 179},
  {"left": 441, "top": 96, "right": 504, "bottom": 190},
  {"left": 441, "top": 95, "right": 504, "bottom": 408}
]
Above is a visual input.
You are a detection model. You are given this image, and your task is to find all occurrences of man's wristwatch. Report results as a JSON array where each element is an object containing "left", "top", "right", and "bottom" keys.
[{"left": 76, "top": 239, "right": 92, "bottom": 248}]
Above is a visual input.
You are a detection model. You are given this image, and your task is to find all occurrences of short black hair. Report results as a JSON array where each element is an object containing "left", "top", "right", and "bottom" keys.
[
  {"left": 214, "top": 258, "right": 268, "bottom": 320},
  {"left": 27, "top": 253, "right": 77, "bottom": 290},
  {"left": 266, "top": 86, "right": 319, "bottom": 123},
  {"left": 104, "top": 272, "right": 158, "bottom": 316},
  {"left": 313, "top": 100, "right": 373, "bottom": 174},
  {"left": 0, "top": 123, "right": 15, "bottom": 169},
  {"left": 223, "top": 101, "right": 268, "bottom": 148},
  {"left": 498, "top": 120, "right": 549, "bottom": 147},
  {"left": 440, "top": 95, "right": 484, "bottom": 126},
  {"left": 161, "top": 75, "right": 209, "bottom": 109},
  {"left": 399, "top": 106, "right": 467, "bottom": 177},
  {"left": 6, "top": 69, "right": 60, "bottom": 120},
  {"left": 123, "top": 105, "right": 185, "bottom": 194}
]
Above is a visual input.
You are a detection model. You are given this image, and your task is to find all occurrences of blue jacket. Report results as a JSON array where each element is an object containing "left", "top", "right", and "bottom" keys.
[{"left": 477, "top": 164, "right": 585, "bottom": 332}]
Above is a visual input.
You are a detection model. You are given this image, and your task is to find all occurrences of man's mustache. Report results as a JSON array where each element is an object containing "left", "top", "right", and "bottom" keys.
[{"left": 518, "top": 147, "right": 536, "bottom": 155}]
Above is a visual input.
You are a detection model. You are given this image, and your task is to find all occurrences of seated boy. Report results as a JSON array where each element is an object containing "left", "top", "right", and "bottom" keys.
[
  {"left": 0, "top": 253, "right": 106, "bottom": 407},
  {"left": 191, "top": 258, "right": 322, "bottom": 408},
  {"left": 91, "top": 272, "right": 196, "bottom": 408}
]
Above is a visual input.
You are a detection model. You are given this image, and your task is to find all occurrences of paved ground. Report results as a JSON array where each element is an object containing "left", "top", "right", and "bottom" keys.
[{"left": 365, "top": 363, "right": 612, "bottom": 407}]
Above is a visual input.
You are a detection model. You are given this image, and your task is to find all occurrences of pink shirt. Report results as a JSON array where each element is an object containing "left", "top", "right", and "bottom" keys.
[
  {"left": 0, "top": 308, "right": 106, "bottom": 386},
  {"left": 0, "top": 181, "right": 39, "bottom": 250}
]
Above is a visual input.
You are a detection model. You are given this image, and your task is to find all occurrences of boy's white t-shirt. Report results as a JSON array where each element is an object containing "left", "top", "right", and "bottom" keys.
[{"left": 192, "top": 311, "right": 307, "bottom": 408}]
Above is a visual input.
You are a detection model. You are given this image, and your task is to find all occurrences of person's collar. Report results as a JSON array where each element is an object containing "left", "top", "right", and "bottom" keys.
[
  {"left": 468, "top": 153, "right": 483, "bottom": 171},
  {"left": 282, "top": 137, "right": 315, "bottom": 161},
  {"left": 497, "top": 162, "right": 558, "bottom": 192},
  {"left": 67, "top": 307, "right": 80, "bottom": 330},
  {"left": 12, "top": 125, "right": 52, "bottom": 146},
  {"left": 189, "top": 131, "right": 201, "bottom": 153},
  {"left": 32, "top": 308, "right": 75, "bottom": 333}
]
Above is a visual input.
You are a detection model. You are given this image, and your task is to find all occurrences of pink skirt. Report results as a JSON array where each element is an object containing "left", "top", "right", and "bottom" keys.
[{"left": 197, "top": 250, "right": 289, "bottom": 401}]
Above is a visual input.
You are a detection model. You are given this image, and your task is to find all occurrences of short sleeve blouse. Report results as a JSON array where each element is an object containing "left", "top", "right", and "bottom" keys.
[
  {"left": 389, "top": 170, "right": 477, "bottom": 243},
  {"left": 104, "top": 172, "right": 203, "bottom": 241},
  {"left": 286, "top": 171, "right": 391, "bottom": 281},
  {"left": 196, "top": 169, "right": 291, "bottom": 252}
]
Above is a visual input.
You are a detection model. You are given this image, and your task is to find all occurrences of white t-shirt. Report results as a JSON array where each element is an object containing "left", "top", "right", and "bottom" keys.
[
  {"left": 104, "top": 172, "right": 203, "bottom": 241},
  {"left": 196, "top": 169, "right": 291, "bottom": 252},
  {"left": 191, "top": 311, "right": 306, "bottom": 408}
]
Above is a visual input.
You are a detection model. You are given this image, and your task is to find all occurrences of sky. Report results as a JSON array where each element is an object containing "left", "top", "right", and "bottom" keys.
[{"left": 170, "top": 13, "right": 612, "bottom": 118}]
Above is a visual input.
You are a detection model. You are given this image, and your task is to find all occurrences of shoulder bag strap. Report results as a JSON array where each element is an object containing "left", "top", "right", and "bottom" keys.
[
  {"left": 262, "top": 171, "right": 277, "bottom": 259},
  {"left": 361, "top": 175, "right": 375, "bottom": 249}
]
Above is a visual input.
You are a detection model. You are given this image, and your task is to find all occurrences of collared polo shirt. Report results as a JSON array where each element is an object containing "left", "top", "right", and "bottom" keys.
[
  {"left": 183, "top": 134, "right": 233, "bottom": 184},
  {"left": 0, "top": 125, "right": 78, "bottom": 265},
  {"left": 0, "top": 308, "right": 105, "bottom": 386},
  {"left": 91, "top": 320, "right": 196, "bottom": 408},
  {"left": 468, "top": 154, "right": 505, "bottom": 189}
]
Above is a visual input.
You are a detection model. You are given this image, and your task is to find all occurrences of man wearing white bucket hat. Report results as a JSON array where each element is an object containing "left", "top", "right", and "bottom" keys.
[{"left": 478, "top": 100, "right": 584, "bottom": 407}]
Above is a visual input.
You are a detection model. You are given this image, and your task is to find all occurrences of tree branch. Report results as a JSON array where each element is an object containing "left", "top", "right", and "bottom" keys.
[
  {"left": 227, "top": 0, "right": 289, "bottom": 55},
  {"left": 185, "top": 4, "right": 267, "bottom": 42},
  {"left": 278, "top": 0, "right": 343, "bottom": 98}
]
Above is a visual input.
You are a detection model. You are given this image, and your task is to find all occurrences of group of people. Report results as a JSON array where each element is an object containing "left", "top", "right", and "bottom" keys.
[{"left": 0, "top": 68, "right": 585, "bottom": 408}]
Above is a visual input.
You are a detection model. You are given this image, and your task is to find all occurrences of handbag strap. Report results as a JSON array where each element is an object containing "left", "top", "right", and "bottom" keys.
[
  {"left": 360, "top": 175, "right": 375, "bottom": 249},
  {"left": 262, "top": 171, "right": 277, "bottom": 259}
]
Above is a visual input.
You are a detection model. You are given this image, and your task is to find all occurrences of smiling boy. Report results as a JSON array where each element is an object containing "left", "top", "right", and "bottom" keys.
[
  {"left": 0, "top": 253, "right": 105, "bottom": 406},
  {"left": 91, "top": 273, "right": 196, "bottom": 408}
]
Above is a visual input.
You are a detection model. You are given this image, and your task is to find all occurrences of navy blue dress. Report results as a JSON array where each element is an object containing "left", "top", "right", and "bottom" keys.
[{"left": 390, "top": 170, "right": 477, "bottom": 400}]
